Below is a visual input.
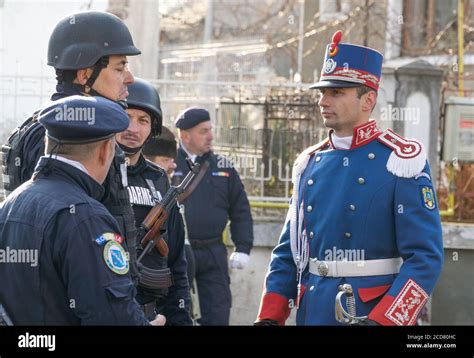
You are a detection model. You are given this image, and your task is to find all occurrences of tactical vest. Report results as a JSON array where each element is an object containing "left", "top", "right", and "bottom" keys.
[
  {"left": 1, "top": 113, "right": 43, "bottom": 197},
  {"left": 102, "top": 150, "right": 139, "bottom": 284}
]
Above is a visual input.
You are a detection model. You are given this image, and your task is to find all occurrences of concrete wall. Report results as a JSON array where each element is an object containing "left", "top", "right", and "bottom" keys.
[
  {"left": 431, "top": 223, "right": 474, "bottom": 325},
  {"left": 228, "top": 221, "right": 296, "bottom": 325}
]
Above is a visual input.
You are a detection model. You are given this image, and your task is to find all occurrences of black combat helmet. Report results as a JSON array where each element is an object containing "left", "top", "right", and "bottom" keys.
[
  {"left": 126, "top": 78, "right": 163, "bottom": 136},
  {"left": 47, "top": 11, "right": 140, "bottom": 70},
  {"left": 47, "top": 11, "right": 140, "bottom": 95}
]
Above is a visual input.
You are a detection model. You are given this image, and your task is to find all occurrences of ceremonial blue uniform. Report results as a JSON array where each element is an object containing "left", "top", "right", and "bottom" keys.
[
  {"left": 0, "top": 96, "right": 149, "bottom": 325},
  {"left": 257, "top": 31, "right": 443, "bottom": 326},
  {"left": 258, "top": 123, "right": 443, "bottom": 325}
]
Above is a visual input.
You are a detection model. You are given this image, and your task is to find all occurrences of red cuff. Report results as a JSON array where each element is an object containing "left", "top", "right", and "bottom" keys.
[
  {"left": 368, "top": 279, "right": 428, "bottom": 326},
  {"left": 368, "top": 295, "right": 398, "bottom": 325},
  {"left": 257, "top": 292, "right": 291, "bottom": 326}
]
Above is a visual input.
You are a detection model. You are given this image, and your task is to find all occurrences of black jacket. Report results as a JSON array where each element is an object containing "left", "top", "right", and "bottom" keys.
[
  {"left": 173, "top": 148, "right": 253, "bottom": 254},
  {"left": 0, "top": 158, "right": 148, "bottom": 325}
]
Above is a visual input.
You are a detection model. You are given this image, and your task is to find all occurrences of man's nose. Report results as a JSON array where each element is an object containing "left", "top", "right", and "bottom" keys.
[
  {"left": 127, "top": 118, "right": 140, "bottom": 132},
  {"left": 124, "top": 69, "right": 134, "bottom": 85},
  {"left": 318, "top": 93, "right": 329, "bottom": 108}
]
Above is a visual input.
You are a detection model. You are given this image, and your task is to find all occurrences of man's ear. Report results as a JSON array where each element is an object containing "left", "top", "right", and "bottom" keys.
[
  {"left": 75, "top": 68, "right": 93, "bottom": 85},
  {"left": 180, "top": 130, "right": 190, "bottom": 144},
  {"left": 361, "top": 91, "right": 377, "bottom": 113},
  {"left": 97, "top": 139, "right": 114, "bottom": 166}
]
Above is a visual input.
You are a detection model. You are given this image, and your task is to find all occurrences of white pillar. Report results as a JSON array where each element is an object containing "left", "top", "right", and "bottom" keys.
[{"left": 124, "top": 0, "right": 160, "bottom": 80}]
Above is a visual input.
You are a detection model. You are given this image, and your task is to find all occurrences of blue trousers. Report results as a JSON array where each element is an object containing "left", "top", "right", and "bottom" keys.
[{"left": 193, "top": 243, "right": 232, "bottom": 325}]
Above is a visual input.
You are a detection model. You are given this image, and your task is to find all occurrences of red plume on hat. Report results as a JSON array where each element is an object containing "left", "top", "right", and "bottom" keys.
[{"left": 329, "top": 30, "right": 342, "bottom": 57}]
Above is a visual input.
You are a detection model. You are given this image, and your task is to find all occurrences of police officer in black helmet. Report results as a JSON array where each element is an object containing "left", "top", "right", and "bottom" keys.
[
  {"left": 0, "top": 96, "right": 165, "bottom": 325},
  {"left": 1, "top": 11, "right": 142, "bottom": 282},
  {"left": 117, "top": 78, "right": 192, "bottom": 325}
]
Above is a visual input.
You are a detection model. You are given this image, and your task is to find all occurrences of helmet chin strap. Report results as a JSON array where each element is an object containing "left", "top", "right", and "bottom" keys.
[
  {"left": 118, "top": 142, "right": 142, "bottom": 155},
  {"left": 83, "top": 56, "right": 109, "bottom": 95},
  {"left": 117, "top": 133, "right": 153, "bottom": 157}
]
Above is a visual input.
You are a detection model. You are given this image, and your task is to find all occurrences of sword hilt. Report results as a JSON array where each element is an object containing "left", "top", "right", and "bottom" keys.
[{"left": 335, "top": 284, "right": 368, "bottom": 325}]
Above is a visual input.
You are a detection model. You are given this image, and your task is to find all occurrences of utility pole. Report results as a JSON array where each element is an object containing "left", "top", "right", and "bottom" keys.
[
  {"left": 203, "top": 0, "right": 214, "bottom": 44},
  {"left": 296, "top": 0, "right": 305, "bottom": 81},
  {"left": 457, "top": 0, "right": 464, "bottom": 97}
]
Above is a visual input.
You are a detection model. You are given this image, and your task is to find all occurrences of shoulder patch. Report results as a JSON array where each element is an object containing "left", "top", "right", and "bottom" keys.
[
  {"left": 420, "top": 185, "right": 436, "bottom": 210},
  {"left": 377, "top": 129, "right": 427, "bottom": 178},
  {"left": 103, "top": 240, "right": 129, "bottom": 275}
]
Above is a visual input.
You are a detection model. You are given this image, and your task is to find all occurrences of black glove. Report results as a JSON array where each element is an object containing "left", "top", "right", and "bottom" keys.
[
  {"left": 254, "top": 319, "right": 279, "bottom": 326},
  {"left": 351, "top": 318, "right": 380, "bottom": 326}
]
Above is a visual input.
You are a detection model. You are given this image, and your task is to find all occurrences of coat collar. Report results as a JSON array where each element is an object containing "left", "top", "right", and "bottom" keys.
[
  {"left": 34, "top": 157, "right": 104, "bottom": 201},
  {"left": 328, "top": 120, "right": 381, "bottom": 150}
]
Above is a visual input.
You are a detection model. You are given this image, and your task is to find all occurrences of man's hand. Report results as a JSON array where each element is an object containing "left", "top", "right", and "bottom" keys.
[
  {"left": 254, "top": 319, "right": 279, "bottom": 326},
  {"left": 229, "top": 252, "right": 250, "bottom": 269},
  {"left": 351, "top": 319, "right": 380, "bottom": 326},
  {"left": 150, "top": 314, "right": 166, "bottom": 326}
]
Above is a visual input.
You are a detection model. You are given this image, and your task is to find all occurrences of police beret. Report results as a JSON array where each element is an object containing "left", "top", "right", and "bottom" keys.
[
  {"left": 174, "top": 107, "right": 210, "bottom": 130},
  {"left": 38, "top": 95, "right": 129, "bottom": 144}
]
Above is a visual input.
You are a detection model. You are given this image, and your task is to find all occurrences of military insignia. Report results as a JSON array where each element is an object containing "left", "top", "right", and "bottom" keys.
[
  {"left": 103, "top": 241, "right": 129, "bottom": 275},
  {"left": 323, "top": 58, "right": 337, "bottom": 74},
  {"left": 421, "top": 186, "right": 436, "bottom": 210},
  {"left": 212, "top": 171, "right": 230, "bottom": 177},
  {"left": 384, "top": 279, "right": 428, "bottom": 326}
]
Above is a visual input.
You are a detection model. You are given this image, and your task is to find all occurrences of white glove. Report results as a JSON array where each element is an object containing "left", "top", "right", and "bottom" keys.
[
  {"left": 150, "top": 314, "right": 166, "bottom": 326},
  {"left": 229, "top": 252, "right": 250, "bottom": 270}
]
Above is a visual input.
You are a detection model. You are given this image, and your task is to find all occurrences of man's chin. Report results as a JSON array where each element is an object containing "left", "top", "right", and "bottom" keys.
[{"left": 322, "top": 118, "right": 336, "bottom": 129}]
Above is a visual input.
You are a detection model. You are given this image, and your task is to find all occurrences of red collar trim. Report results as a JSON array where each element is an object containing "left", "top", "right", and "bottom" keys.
[
  {"left": 351, "top": 120, "right": 381, "bottom": 149},
  {"left": 327, "top": 121, "right": 381, "bottom": 150}
]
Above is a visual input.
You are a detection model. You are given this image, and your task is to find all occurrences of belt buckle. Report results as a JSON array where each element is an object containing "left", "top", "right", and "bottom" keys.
[{"left": 318, "top": 262, "right": 329, "bottom": 276}]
